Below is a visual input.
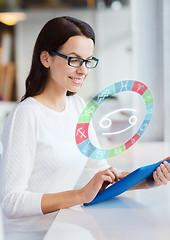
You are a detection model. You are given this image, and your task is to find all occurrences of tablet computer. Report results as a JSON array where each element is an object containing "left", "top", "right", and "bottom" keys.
[{"left": 84, "top": 160, "right": 170, "bottom": 206}]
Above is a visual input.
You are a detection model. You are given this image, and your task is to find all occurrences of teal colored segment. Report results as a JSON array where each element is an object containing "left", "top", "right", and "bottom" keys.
[
  {"left": 115, "top": 80, "right": 134, "bottom": 94},
  {"left": 142, "top": 89, "right": 153, "bottom": 106},
  {"left": 108, "top": 144, "right": 126, "bottom": 158},
  {"left": 145, "top": 104, "right": 154, "bottom": 120},
  {"left": 90, "top": 148, "right": 110, "bottom": 160},
  {"left": 137, "top": 120, "right": 150, "bottom": 136},
  {"left": 77, "top": 139, "right": 96, "bottom": 157},
  {"left": 78, "top": 100, "right": 99, "bottom": 123},
  {"left": 92, "top": 84, "right": 116, "bottom": 105}
]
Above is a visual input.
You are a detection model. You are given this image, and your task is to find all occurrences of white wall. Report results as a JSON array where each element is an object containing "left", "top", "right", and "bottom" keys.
[
  {"left": 94, "top": 7, "right": 131, "bottom": 91},
  {"left": 163, "top": 0, "right": 170, "bottom": 141},
  {"left": 130, "top": 0, "right": 164, "bottom": 141}
]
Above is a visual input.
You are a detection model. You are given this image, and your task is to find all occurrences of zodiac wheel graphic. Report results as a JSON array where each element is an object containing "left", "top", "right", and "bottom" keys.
[{"left": 75, "top": 80, "right": 153, "bottom": 160}]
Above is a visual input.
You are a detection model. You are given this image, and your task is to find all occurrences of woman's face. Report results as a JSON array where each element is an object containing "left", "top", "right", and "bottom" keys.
[{"left": 46, "top": 35, "right": 94, "bottom": 94}]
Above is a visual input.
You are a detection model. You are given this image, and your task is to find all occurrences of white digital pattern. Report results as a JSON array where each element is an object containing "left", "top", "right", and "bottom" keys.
[{"left": 99, "top": 108, "right": 137, "bottom": 135}]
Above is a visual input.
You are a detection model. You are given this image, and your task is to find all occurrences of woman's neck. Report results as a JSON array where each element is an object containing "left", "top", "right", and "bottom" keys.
[{"left": 33, "top": 87, "right": 67, "bottom": 112}]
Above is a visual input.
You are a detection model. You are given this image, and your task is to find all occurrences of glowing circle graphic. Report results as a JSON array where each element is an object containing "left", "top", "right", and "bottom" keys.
[{"left": 75, "top": 80, "right": 154, "bottom": 160}]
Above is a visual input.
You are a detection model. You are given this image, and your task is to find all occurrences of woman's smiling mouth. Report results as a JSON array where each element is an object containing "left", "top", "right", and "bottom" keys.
[{"left": 69, "top": 77, "right": 84, "bottom": 85}]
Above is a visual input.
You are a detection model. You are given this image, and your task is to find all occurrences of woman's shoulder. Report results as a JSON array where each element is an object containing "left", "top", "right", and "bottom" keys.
[{"left": 7, "top": 97, "right": 40, "bottom": 122}]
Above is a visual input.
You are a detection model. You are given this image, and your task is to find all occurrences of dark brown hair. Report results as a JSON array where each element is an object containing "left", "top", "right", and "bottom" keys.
[{"left": 21, "top": 16, "right": 95, "bottom": 101}]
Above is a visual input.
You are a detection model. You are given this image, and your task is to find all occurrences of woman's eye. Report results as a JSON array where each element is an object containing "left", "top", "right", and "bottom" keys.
[
  {"left": 70, "top": 59, "right": 78, "bottom": 63},
  {"left": 70, "top": 58, "right": 81, "bottom": 63}
]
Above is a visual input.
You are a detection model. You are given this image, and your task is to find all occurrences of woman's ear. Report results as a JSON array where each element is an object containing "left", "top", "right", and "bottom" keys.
[{"left": 40, "top": 51, "right": 50, "bottom": 68}]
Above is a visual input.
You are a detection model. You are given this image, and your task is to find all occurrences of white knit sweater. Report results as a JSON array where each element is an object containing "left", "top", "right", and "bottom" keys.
[{"left": 0, "top": 96, "right": 110, "bottom": 232}]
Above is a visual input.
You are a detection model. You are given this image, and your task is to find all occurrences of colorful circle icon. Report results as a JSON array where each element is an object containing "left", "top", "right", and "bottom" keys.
[{"left": 75, "top": 80, "right": 154, "bottom": 160}]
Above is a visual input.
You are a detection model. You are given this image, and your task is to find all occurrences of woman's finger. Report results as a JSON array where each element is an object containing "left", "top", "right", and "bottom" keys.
[
  {"left": 101, "top": 174, "right": 114, "bottom": 184},
  {"left": 155, "top": 166, "right": 168, "bottom": 185},
  {"left": 108, "top": 167, "right": 120, "bottom": 182},
  {"left": 153, "top": 170, "right": 162, "bottom": 186},
  {"left": 163, "top": 161, "right": 170, "bottom": 179},
  {"left": 103, "top": 168, "right": 116, "bottom": 183},
  {"left": 159, "top": 163, "right": 170, "bottom": 181}
]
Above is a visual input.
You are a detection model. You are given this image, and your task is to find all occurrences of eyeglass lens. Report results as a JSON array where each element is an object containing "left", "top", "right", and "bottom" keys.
[{"left": 69, "top": 58, "right": 97, "bottom": 68}]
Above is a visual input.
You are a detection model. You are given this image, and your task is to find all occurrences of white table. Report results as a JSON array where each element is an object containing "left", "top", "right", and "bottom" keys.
[{"left": 44, "top": 142, "right": 170, "bottom": 240}]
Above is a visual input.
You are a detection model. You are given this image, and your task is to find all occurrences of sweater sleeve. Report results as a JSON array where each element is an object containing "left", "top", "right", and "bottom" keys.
[{"left": 0, "top": 105, "right": 43, "bottom": 219}]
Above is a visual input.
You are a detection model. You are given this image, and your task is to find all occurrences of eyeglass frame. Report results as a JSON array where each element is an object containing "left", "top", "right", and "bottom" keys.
[{"left": 49, "top": 51, "right": 99, "bottom": 69}]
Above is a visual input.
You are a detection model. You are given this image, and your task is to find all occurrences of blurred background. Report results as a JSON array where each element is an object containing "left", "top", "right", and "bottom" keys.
[{"left": 0, "top": 0, "right": 170, "bottom": 145}]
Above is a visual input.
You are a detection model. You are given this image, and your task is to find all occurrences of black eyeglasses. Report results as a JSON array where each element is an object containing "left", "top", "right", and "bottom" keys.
[{"left": 49, "top": 51, "right": 99, "bottom": 69}]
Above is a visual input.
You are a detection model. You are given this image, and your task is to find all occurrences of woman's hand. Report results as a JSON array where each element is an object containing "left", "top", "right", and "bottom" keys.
[
  {"left": 146, "top": 159, "right": 170, "bottom": 188},
  {"left": 119, "top": 158, "right": 170, "bottom": 191},
  {"left": 80, "top": 167, "right": 120, "bottom": 204}
]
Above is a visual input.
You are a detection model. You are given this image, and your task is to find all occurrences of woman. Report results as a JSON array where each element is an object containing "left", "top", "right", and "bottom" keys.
[{"left": 0, "top": 16, "right": 170, "bottom": 234}]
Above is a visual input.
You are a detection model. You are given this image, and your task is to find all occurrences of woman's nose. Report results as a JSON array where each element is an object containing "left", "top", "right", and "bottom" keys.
[{"left": 76, "top": 63, "right": 89, "bottom": 75}]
